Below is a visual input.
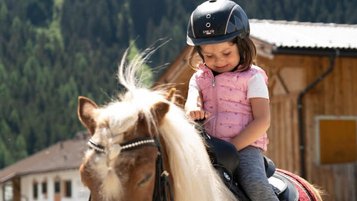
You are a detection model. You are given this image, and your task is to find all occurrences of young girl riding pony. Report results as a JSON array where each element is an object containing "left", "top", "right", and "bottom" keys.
[{"left": 185, "top": 0, "right": 278, "bottom": 200}]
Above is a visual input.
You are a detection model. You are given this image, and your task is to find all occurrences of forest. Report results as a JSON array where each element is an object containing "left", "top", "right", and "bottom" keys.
[{"left": 1, "top": 0, "right": 357, "bottom": 168}]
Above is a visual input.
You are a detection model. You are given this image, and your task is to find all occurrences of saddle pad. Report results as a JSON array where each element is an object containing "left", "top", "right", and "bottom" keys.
[{"left": 277, "top": 169, "right": 318, "bottom": 201}]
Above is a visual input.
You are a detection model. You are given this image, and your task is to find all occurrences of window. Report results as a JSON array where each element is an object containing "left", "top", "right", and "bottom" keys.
[
  {"left": 316, "top": 116, "right": 357, "bottom": 164},
  {"left": 42, "top": 180, "right": 47, "bottom": 198},
  {"left": 64, "top": 180, "right": 72, "bottom": 197},
  {"left": 54, "top": 180, "right": 61, "bottom": 194},
  {"left": 33, "top": 181, "right": 38, "bottom": 199}
]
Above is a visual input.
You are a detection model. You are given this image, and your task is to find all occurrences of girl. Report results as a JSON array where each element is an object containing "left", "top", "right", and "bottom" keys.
[{"left": 185, "top": 0, "right": 278, "bottom": 200}]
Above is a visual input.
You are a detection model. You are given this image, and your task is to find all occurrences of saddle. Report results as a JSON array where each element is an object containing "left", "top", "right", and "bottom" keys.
[{"left": 201, "top": 130, "right": 299, "bottom": 201}]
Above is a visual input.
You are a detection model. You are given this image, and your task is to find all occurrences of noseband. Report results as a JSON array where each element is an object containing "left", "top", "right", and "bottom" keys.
[{"left": 87, "top": 136, "right": 173, "bottom": 201}]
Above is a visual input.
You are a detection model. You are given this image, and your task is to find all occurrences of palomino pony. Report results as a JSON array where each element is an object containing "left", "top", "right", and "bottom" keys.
[{"left": 77, "top": 49, "right": 323, "bottom": 201}]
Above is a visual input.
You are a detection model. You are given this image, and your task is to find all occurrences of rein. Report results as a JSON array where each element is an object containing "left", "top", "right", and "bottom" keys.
[
  {"left": 153, "top": 137, "right": 173, "bottom": 201},
  {"left": 87, "top": 136, "right": 174, "bottom": 201}
]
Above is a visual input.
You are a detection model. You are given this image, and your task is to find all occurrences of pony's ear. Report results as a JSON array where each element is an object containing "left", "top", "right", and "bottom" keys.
[
  {"left": 78, "top": 96, "right": 98, "bottom": 135},
  {"left": 165, "top": 88, "right": 176, "bottom": 103},
  {"left": 150, "top": 87, "right": 174, "bottom": 124},
  {"left": 151, "top": 101, "right": 169, "bottom": 125}
]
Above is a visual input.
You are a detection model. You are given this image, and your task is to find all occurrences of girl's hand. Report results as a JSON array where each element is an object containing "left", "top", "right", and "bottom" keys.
[{"left": 187, "top": 109, "right": 210, "bottom": 120}]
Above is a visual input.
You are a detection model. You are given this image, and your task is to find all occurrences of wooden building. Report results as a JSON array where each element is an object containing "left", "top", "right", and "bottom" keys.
[{"left": 156, "top": 20, "right": 357, "bottom": 201}]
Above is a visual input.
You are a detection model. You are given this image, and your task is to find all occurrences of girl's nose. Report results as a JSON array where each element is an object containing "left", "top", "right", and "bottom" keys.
[{"left": 215, "top": 57, "right": 225, "bottom": 65}]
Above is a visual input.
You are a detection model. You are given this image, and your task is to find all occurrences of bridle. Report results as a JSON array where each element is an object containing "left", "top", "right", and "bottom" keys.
[
  {"left": 88, "top": 137, "right": 156, "bottom": 153},
  {"left": 87, "top": 136, "right": 174, "bottom": 201}
]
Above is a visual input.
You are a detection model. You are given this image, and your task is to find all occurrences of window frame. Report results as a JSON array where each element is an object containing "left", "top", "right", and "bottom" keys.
[{"left": 315, "top": 115, "right": 357, "bottom": 165}]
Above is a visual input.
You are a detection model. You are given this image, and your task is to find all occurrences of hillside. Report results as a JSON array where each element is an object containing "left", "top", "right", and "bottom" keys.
[{"left": 1, "top": 0, "right": 357, "bottom": 168}]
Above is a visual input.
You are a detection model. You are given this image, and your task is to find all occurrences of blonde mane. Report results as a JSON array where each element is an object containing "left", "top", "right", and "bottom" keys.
[{"left": 115, "top": 48, "right": 237, "bottom": 201}]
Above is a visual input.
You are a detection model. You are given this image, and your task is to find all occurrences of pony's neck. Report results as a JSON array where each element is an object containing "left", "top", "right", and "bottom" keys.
[{"left": 159, "top": 108, "right": 237, "bottom": 201}]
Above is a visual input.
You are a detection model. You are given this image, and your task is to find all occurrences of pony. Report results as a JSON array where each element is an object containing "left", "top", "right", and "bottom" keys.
[{"left": 77, "top": 48, "right": 323, "bottom": 201}]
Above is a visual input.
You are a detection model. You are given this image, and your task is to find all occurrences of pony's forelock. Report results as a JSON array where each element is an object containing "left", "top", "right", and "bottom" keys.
[{"left": 117, "top": 41, "right": 169, "bottom": 91}]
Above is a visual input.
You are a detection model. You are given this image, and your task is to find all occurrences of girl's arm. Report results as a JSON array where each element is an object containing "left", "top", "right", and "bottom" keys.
[
  {"left": 185, "top": 77, "right": 208, "bottom": 120},
  {"left": 231, "top": 97, "right": 270, "bottom": 151}
]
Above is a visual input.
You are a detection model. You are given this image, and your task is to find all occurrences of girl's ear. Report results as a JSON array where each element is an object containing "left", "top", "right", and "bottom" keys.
[{"left": 195, "top": 46, "right": 205, "bottom": 62}]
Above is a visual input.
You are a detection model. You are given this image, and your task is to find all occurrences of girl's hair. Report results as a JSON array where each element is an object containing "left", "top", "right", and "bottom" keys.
[{"left": 188, "top": 36, "right": 257, "bottom": 72}]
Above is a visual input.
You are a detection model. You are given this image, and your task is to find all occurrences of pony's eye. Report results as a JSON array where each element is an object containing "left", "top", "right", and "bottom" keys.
[{"left": 137, "top": 173, "right": 153, "bottom": 187}]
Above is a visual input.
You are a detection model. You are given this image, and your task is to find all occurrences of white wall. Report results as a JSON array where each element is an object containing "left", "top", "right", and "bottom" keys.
[
  {"left": 20, "top": 169, "right": 89, "bottom": 201},
  {"left": 0, "top": 183, "right": 3, "bottom": 201},
  {"left": 0, "top": 182, "right": 14, "bottom": 201}
]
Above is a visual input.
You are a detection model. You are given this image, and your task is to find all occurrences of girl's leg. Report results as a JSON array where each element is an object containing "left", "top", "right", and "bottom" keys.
[{"left": 236, "top": 146, "right": 279, "bottom": 201}]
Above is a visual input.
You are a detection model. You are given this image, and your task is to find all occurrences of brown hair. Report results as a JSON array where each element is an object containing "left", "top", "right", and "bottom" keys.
[{"left": 188, "top": 36, "right": 256, "bottom": 72}]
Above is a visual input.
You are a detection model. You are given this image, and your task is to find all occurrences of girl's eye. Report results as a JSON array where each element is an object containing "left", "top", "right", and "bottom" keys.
[
  {"left": 205, "top": 55, "right": 213, "bottom": 59},
  {"left": 223, "top": 52, "right": 231, "bottom": 56}
]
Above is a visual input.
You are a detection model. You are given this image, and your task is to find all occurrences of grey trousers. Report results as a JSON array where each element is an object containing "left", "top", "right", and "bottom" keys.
[{"left": 235, "top": 146, "right": 279, "bottom": 201}]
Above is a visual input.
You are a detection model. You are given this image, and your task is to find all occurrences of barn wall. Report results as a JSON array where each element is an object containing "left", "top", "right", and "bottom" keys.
[
  {"left": 305, "top": 57, "right": 357, "bottom": 201},
  {"left": 257, "top": 54, "right": 357, "bottom": 201},
  {"left": 155, "top": 46, "right": 196, "bottom": 106}
]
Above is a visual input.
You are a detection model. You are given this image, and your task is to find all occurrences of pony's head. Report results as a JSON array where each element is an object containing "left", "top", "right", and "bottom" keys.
[{"left": 78, "top": 48, "right": 237, "bottom": 201}]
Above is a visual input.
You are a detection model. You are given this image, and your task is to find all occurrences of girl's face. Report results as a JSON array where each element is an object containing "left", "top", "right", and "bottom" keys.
[{"left": 200, "top": 41, "right": 240, "bottom": 73}]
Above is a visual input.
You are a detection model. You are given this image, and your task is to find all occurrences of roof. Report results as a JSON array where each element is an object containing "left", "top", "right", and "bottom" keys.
[
  {"left": 0, "top": 135, "right": 88, "bottom": 183},
  {"left": 250, "top": 19, "right": 357, "bottom": 50}
]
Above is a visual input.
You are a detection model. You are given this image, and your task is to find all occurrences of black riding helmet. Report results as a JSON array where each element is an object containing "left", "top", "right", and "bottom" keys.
[{"left": 187, "top": 0, "right": 250, "bottom": 46}]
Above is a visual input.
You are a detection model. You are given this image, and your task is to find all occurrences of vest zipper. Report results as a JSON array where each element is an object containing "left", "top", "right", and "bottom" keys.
[{"left": 211, "top": 75, "right": 217, "bottom": 136}]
